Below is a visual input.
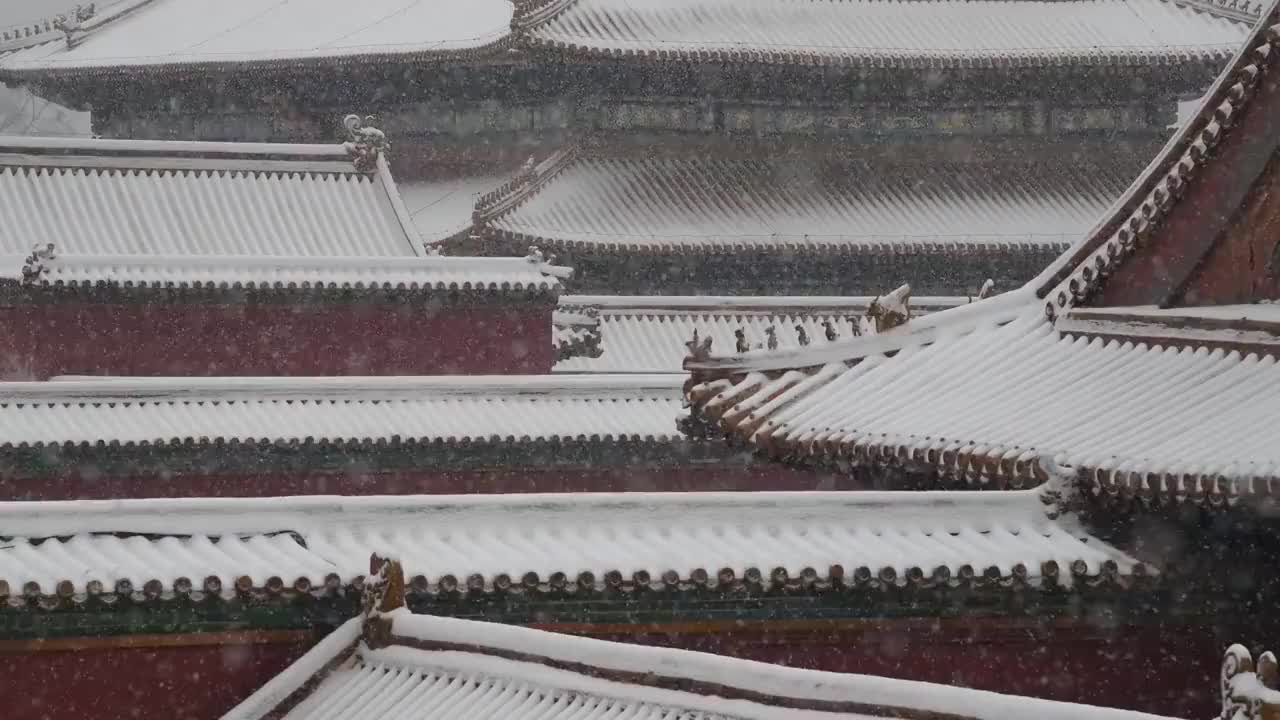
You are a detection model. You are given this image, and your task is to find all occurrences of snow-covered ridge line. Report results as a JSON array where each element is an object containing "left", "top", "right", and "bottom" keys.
[
  {"left": 6, "top": 253, "right": 565, "bottom": 272},
  {"left": 0, "top": 134, "right": 347, "bottom": 159},
  {"left": 222, "top": 617, "right": 363, "bottom": 720},
  {"left": 685, "top": 288, "right": 1034, "bottom": 373},
  {"left": 1, "top": 252, "right": 570, "bottom": 291},
  {"left": 10, "top": 373, "right": 684, "bottom": 402},
  {"left": 0, "top": 488, "right": 1047, "bottom": 536},
  {"left": 384, "top": 614, "right": 1176, "bottom": 720},
  {"left": 564, "top": 295, "right": 971, "bottom": 311},
  {"left": 0, "top": 488, "right": 1134, "bottom": 600},
  {"left": 354, "top": 647, "right": 859, "bottom": 720}
]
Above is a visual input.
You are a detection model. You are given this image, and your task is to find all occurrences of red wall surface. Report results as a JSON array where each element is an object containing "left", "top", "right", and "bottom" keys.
[
  {"left": 589, "top": 620, "right": 1225, "bottom": 719},
  {"left": 0, "top": 301, "right": 554, "bottom": 378},
  {"left": 0, "top": 462, "right": 846, "bottom": 501},
  {"left": 1, "top": 620, "right": 1224, "bottom": 720},
  {"left": 2, "top": 636, "right": 312, "bottom": 720}
]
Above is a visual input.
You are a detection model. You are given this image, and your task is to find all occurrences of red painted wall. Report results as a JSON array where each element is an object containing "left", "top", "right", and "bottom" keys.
[
  {"left": 1, "top": 621, "right": 1224, "bottom": 720},
  {"left": 0, "top": 301, "right": 554, "bottom": 379},
  {"left": 588, "top": 621, "right": 1225, "bottom": 719},
  {"left": 1, "top": 638, "right": 312, "bottom": 720},
  {"left": 1180, "top": 150, "right": 1280, "bottom": 305},
  {"left": 0, "top": 463, "right": 847, "bottom": 501}
]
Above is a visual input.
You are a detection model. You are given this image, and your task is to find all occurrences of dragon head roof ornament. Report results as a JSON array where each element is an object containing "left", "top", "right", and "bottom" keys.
[
  {"left": 52, "top": 4, "right": 95, "bottom": 49},
  {"left": 343, "top": 114, "right": 389, "bottom": 173},
  {"left": 21, "top": 243, "right": 56, "bottom": 286}
]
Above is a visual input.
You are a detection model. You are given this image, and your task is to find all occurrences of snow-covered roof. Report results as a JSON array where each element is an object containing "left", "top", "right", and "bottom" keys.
[
  {"left": 9, "top": 253, "right": 564, "bottom": 292},
  {"left": 0, "top": 135, "right": 419, "bottom": 256},
  {"left": 0, "top": 0, "right": 514, "bottom": 71},
  {"left": 478, "top": 146, "right": 1130, "bottom": 254},
  {"left": 552, "top": 306, "right": 603, "bottom": 362},
  {"left": 2, "top": 0, "right": 1249, "bottom": 74},
  {"left": 0, "top": 135, "right": 568, "bottom": 292},
  {"left": 0, "top": 374, "right": 685, "bottom": 448},
  {"left": 398, "top": 171, "right": 521, "bottom": 245},
  {"left": 688, "top": 298, "right": 1280, "bottom": 497},
  {"left": 225, "top": 605, "right": 1179, "bottom": 720},
  {"left": 683, "top": 2, "right": 1280, "bottom": 505},
  {"left": 525, "top": 0, "right": 1250, "bottom": 69},
  {"left": 555, "top": 295, "right": 968, "bottom": 373},
  {"left": 0, "top": 489, "right": 1142, "bottom": 606}
]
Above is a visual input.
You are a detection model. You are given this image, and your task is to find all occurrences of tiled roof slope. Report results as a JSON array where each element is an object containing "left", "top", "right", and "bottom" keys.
[
  {"left": 527, "top": 0, "right": 1249, "bottom": 68},
  {"left": 482, "top": 150, "right": 1130, "bottom": 254},
  {"left": 556, "top": 295, "right": 968, "bottom": 373},
  {"left": 1, "top": 0, "right": 1249, "bottom": 74},
  {"left": 0, "top": 490, "right": 1141, "bottom": 603},
  {"left": 0, "top": 135, "right": 417, "bottom": 258},
  {"left": 0, "top": 0, "right": 514, "bottom": 72},
  {"left": 684, "top": 2, "right": 1280, "bottom": 505},
  {"left": 689, "top": 299, "right": 1279, "bottom": 497},
  {"left": 0, "top": 375, "right": 685, "bottom": 447},
  {"left": 16, "top": 254, "right": 564, "bottom": 292},
  {"left": 227, "top": 606, "right": 1178, "bottom": 720},
  {"left": 0, "top": 135, "right": 569, "bottom": 291}
]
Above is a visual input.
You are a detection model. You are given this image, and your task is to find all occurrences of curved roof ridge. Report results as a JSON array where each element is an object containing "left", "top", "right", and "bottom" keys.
[
  {"left": 1032, "top": 0, "right": 1280, "bottom": 315},
  {"left": 473, "top": 145, "right": 579, "bottom": 224},
  {"left": 373, "top": 609, "right": 1172, "bottom": 720},
  {"left": 1162, "top": 0, "right": 1265, "bottom": 24},
  {"left": 684, "top": 287, "right": 1037, "bottom": 374},
  {"left": 564, "top": 295, "right": 972, "bottom": 310},
  {"left": 2, "top": 372, "right": 684, "bottom": 403},
  {"left": 0, "top": 134, "right": 350, "bottom": 161},
  {"left": 0, "top": 487, "right": 1057, "bottom": 537},
  {"left": 510, "top": 0, "right": 582, "bottom": 31}
]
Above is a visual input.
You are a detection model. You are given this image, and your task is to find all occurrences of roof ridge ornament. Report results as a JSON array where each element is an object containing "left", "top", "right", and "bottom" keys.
[
  {"left": 1170, "top": 0, "right": 1263, "bottom": 24},
  {"left": 0, "top": 3, "right": 88, "bottom": 51},
  {"left": 685, "top": 329, "right": 713, "bottom": 362},
  {"left": 21, "top": 243, "right": 56, "bottom": 286},
  {"left": 865, "top": 283, "right": 912, "bottom": 334},
  {"left": 52, "top": 3, "right": 95, "bottom": 48},
  {"left": 524, "top": 245, "right": 574, "bottom": 280},
  {"left": 362, "top": 553, "right": 406, "bottom": 649},
  {"left": 342, "top": 114, "right": 389, "bottom": 174},
  {"left": 1220, "top": 644, "right": 1280, "bottom": 720}
]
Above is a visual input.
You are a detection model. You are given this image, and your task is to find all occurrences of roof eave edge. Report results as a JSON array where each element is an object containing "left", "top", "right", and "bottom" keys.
[{"left": 376, "top": 153, "right": 426, "bottom": 257}]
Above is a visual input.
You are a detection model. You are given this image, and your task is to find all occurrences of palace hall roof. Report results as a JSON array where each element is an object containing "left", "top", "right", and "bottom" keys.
[
  {"left": 0, "top": 134, "right": 566, "bottom": 293},
  {"left": 223, "top": 562, "right": 1176, "bottom": 720},
  {"left": 554, "top": 295, "right": 969, "bottom": 372},
  {"left": 0, "top": 374, "right": 686, "bottom": 449},
  {"left": 684, "top": 2, "right": 1280, "bottom": 508},
  {"left": 472, "top": 144, "right": 1131, "bottom": 257},
  {"left": 0, "top": 489, "right": 1143, "bottom": 611},
  {"left": 0, "top": 0, "right": 1250, "bottom": 74}
]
